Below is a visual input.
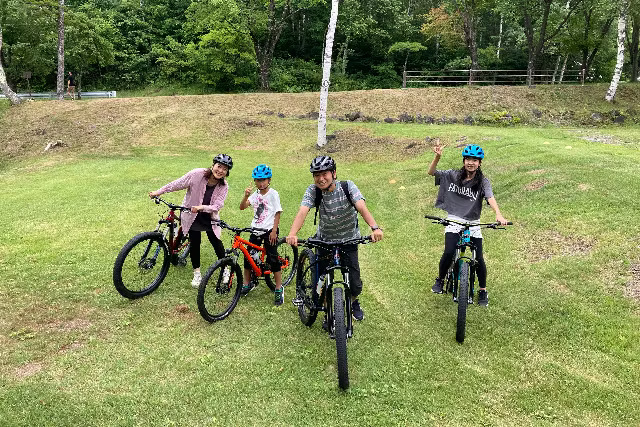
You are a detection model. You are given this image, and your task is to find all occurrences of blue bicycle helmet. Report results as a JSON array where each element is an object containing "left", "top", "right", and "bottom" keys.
[
  {"left": 462, "top": 144, "right": 485, "bottom": 159},
  {"left": 252, "top": 164, "right": 272, "bottom": 179}
]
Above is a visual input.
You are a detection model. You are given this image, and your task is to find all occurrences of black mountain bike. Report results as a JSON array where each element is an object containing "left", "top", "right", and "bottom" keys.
[
  {"left": 292, "top": 236, "right": 372, "bottom": 390},
  {"left": 425, "top": 215, "right": 511, "bottom": 343},
  {"left": 113, "top": 197, "right": 190, "bottom": 299}
]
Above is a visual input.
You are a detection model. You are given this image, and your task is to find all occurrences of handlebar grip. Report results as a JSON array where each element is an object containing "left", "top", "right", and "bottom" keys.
[
  {"left": 506, "top": 221, "right": 513, "bottom": 225},
  {"left": 424, "top": 215, "right": 442, "bottom": 221}
]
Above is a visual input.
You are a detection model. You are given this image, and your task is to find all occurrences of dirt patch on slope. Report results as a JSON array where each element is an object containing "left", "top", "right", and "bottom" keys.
[
  {"left": 625, "top": 263, "right": 640, "bottom": 302},
  {"left": 522, "top": 230, "right": 595, "bottom": 262}
]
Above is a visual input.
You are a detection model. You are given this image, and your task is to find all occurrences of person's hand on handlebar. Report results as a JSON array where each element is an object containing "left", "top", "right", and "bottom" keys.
[
  {"left": 496, "top": 215, "right": 508, "bottom": 226},
  {"left": 371, "top": 228, "right": 383, "bottom": 242},
  {"left": 149, "top": 191, "right": 160, "bottom": 198},
  {"left": 191, "top": 205, "right": 203, "bottom": 213},
  {"left": 286, "top": 235, "right": 298, "bottom": 247}
]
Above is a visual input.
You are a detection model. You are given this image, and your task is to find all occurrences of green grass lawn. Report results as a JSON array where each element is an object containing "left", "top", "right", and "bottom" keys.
[{"left": 1, "top": 119, "right": 639, "bottom": 426}]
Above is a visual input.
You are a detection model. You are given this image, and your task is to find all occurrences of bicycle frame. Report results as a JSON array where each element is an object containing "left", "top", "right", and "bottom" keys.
[{"left": 448, "top": 229, "right": 477, "bottom": 302}]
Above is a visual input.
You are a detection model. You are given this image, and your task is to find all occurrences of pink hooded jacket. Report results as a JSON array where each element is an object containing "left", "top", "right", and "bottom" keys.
[{"left": 154, "top": 168, "right": 228, "bottom": 238}]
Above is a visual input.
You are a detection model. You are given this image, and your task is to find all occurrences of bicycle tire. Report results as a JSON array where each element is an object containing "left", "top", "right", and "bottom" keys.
[
  {"left": 276, "top": 238, "right": 298, "bottom": 287},
  {"left": 456, "top": 261, "right": 470, "bottom": 343},
  {"left": 296, "top": 248, "right": 318, "bottom": 326},
  {"left": 333, "top": 286, "right": 349, "bottom": 390},
  {"left": 113, "top": 232, "right": 170, "bottom": 299},
  {"left": 197, "top": 257, "right": 243, "bottom": 322}
]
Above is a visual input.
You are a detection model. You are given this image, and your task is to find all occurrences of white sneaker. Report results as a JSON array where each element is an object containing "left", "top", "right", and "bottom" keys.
[
  {"left": 191, "top": 271, "right": 202, "bottom": 288},
  {"left": 222, "top": 267, "right": 231, "bottom": 285}
]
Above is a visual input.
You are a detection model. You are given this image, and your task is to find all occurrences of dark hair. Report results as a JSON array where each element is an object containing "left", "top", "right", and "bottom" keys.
[
  {"left": 204, "top": 167, "right": 225, "bottom": 185},
  {"left": 457, "top": 164, "right": 484, "bottom": 193}
]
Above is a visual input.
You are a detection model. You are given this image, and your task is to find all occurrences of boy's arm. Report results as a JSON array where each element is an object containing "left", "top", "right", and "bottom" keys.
[
  {"left": 354, "top": 200, "right": 383, "bottom": 242},
  {"left": 487, "top": 197, "right": 507, "bottom": 225},
  {"left": 239, "top": 184, "right": 253, "bottom": 210},
  {"left": 286, "top": 206, "right": 310, "bottom": 246},
  {"left": 269, "top": 211, "right": 281, "bottom": 245}
]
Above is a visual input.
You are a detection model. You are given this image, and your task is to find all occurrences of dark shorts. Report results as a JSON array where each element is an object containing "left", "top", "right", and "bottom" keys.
[{"left": 243, "top": 229, "right": 281, "bottom": 273}]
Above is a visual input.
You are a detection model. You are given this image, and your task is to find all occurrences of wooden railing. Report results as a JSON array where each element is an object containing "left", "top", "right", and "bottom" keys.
[{"left": 402, "top": 70, "right": 586, "bottom": 88}]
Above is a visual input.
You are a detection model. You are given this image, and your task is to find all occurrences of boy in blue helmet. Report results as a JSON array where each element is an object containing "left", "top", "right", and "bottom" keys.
[
  {"left": 427, "top": 144, "right": 508, "bottom": 306},
  {"left": 240, "top": 164, "right": 285, "bottom": 305}
]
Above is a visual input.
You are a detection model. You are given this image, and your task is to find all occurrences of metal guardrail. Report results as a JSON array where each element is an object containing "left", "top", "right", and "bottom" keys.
[
  {"left": 403, "top": 70, "right": 585, "bottom": 87},
  {"left": 0, "top": 90, "right": 117, "bottom": 99}
]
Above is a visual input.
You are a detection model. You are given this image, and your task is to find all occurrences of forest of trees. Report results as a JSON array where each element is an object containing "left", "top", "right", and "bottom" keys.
[{"left": 0, "top": 0, "right": 638, "bottom": 94}]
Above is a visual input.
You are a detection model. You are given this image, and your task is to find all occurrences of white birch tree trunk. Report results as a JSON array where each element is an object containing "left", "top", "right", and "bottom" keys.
[
  {"left": 606, "top": 0, "right": 629, "bottom": 102},
  {"left": 497, "top": 14, "right": 503, "bottom": 59},
  {"left": 56, "top": 0, "right": 65, "bottom": 100},
  {"left": 552, "top": 55, "right": 561, "bottom": 83},
  {"left": 559, "top": 55, "right": 568, "bottom": 83},
  {"left": 0, "top": 20, "right": 22, "bottom": 105},
  {"left": 317, "top": 0, "right": 339, "bottom": 148}
]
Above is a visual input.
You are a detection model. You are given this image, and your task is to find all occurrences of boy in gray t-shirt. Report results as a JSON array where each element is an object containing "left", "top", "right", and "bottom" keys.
[
  {"left": 427, "top": 144, "right": 508, "bottom": 307},
  {"left": 287, "top": 156, "right": 384, "bottom": 321}
]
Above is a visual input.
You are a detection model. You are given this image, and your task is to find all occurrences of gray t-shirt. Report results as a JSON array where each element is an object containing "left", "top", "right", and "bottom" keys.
[
  {"left": 301, "top": 180, "right": 364, "bottom": 242},
  {"left": 434, "top": 169, "right": 493, "bottom": 221}
]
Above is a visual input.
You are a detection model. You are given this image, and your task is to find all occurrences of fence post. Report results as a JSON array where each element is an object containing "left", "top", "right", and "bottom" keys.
[
  {"left": 402, "top": 71, "right": 407, "bottom": 89},
  {"left": 581, "top": 69, "right": 585, "bottom": 86}
]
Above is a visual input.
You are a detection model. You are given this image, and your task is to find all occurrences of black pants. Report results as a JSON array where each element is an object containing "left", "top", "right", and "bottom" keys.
[
  {"left": 316, "top": 244, "right": 362, "bottom": 298},
  {"left": 438, "top": 232, "right": 487, "bottom": 288},
  {"left": 189, "top": 229, "right": 225, "bottom": 269},
  {"left": 243, "top": 230, "right": 281, "bottom": 273}
]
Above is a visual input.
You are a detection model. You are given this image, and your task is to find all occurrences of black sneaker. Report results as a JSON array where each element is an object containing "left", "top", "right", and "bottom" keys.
[
  {"left": 478, "top": 289, "right": 489, "bottom": 306},
  {"left": 240, "top": 282, "right": 255, "bottom": 296},
  {"left": 274, "top": 288, "right": 284, "bottom": 306},
  {"left": 352, "top": 299, "right": 364, "bottom": 321},
  {"left": 431, "top": 278, "right": 444, "bottom": 294}
]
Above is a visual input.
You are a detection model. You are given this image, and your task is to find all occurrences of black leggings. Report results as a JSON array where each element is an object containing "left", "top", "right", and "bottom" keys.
[
  {"left": 189, "top": 229, "right": 225, "bottom": 269},
  {"left": 438, "top": 232, "right": 487, "bottom": 288}
]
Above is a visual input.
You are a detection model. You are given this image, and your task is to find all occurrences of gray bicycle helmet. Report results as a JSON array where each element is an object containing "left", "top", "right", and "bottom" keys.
[
  {"left": 213, "top": 153, "right": 233, "bottom": 176},
  {"left": 309, "top": 155, "right": 336, "bottom": 173}
]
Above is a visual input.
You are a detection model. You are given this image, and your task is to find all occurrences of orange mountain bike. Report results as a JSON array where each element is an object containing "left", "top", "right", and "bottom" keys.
[{"left": 196, "top": 220, "right": 298, "bottom": 322}]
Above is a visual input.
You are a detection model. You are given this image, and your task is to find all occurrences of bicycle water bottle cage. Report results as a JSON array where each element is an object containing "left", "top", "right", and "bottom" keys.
[{"left": 463, "top": 229, "right": 471, "bottom": 243}]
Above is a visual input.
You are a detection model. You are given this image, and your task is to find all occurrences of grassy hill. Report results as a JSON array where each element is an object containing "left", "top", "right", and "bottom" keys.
[{"left": 0, "top": 86, "right": 639, "bottom": 426}]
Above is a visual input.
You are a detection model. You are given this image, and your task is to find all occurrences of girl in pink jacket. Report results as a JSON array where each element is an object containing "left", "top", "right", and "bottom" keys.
[{"left": 149, "top": 154, "right": 233, "bottom": 287}]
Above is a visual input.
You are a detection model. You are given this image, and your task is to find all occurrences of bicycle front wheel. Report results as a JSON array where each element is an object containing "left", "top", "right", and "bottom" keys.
[
  {"left": 197, "top": 257, "right": 242, "bottom": 322},
  {"left": 456, "top": 261, "right": 470, "bottom": 343},
  {"left": 333, "top": 286, "right": 349, "bottom": 390},
  {"left": 296, "top": 248, "right": 318, "bottom": 326},
  {"left": 113, "top": 232, "right": 170, "bottom": 299}
]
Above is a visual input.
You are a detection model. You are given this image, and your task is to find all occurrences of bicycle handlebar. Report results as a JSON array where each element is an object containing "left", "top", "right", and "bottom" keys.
[
  {"left": 298, "top": 235, "right": 373, "bottom": 248},
  {"left": 153, "top": 197, "right": 190, "bottom": 212},
  {"left": 424, "top": 215, "right": 513, "bottom": 228},
  {"left": 212, "top": 219, "right": 270, "bottom": 235}
]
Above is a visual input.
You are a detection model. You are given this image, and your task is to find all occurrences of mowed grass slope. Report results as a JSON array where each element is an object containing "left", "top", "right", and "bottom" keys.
[{"left": 0, "top": 90, "right": 639, "bottom": 426}]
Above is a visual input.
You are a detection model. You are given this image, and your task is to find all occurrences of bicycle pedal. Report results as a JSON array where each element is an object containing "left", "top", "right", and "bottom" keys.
[
  {"left": 468, "top": 297, "right": 474, "bottom": 305},
  {"left": 291, "top": 297, "right": 303, "bottom": 306},
  {"left": 453, "top": 295, "right": 458, "bottom": 303}
]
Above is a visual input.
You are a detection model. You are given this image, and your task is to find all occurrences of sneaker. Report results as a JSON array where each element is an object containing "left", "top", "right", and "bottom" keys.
[
  {"left": 240, "top": 282, "right": 255, "bottom": 296},
  {"left": 322, "top": 315, "right": 329, "bottom": 332},
  {"left": 191, "top": 271, "right": 202, "bottom": 288},
  {"left": 431, "top": 278, "right": 444, "bottom": 294},
  {"left": 274, "top": 288, "right": 284, "bottom": 306},
  {"left": 478, "top": 289, "right": 489, "bottom": 306},
  {"left": 352, "top": 299, "right": 364, "bottom": 321}
]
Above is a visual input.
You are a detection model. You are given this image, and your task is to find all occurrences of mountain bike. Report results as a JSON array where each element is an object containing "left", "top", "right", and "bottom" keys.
[
  {"left": 425, "top": 215, "right": 511, "bottom": 343},
  {"left": 292, "top": 236, "right": 372, "bottom": 390},
  {"left": 197, "top": 220, "right": 298, "bottom": 323},
  {"left": 113, "top": 197, "right": 191, "bottom": 299}
]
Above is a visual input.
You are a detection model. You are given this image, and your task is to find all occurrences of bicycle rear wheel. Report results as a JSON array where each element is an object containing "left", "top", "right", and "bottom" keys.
[
  {"left": 333, "top": 286, "right": 349, "bottom": 390},
  {"left": 456, "top": 261, "right": 470, "bottom": 343},
  {"left": 276, "top": 238, "right": 298, "bottom": 286},
  {"left": 296, "top": 248, "right": 318, "bottom": 326},
  {"left": 197, "top": 257, "right": 242, "bottom": 322},
  {"left": 113, "top": 232, "right": 170, "bottom": 299}
]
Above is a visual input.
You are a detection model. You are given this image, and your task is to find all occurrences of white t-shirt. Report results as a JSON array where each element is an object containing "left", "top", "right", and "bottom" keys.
[{"left": 248, "top": 188, "right": 282, "bottom": 235}]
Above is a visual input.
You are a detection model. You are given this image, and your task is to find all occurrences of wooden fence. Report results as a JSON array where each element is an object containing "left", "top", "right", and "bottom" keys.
[{"left": 403, "top": 69, "right": 586, "bottom": 88}]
